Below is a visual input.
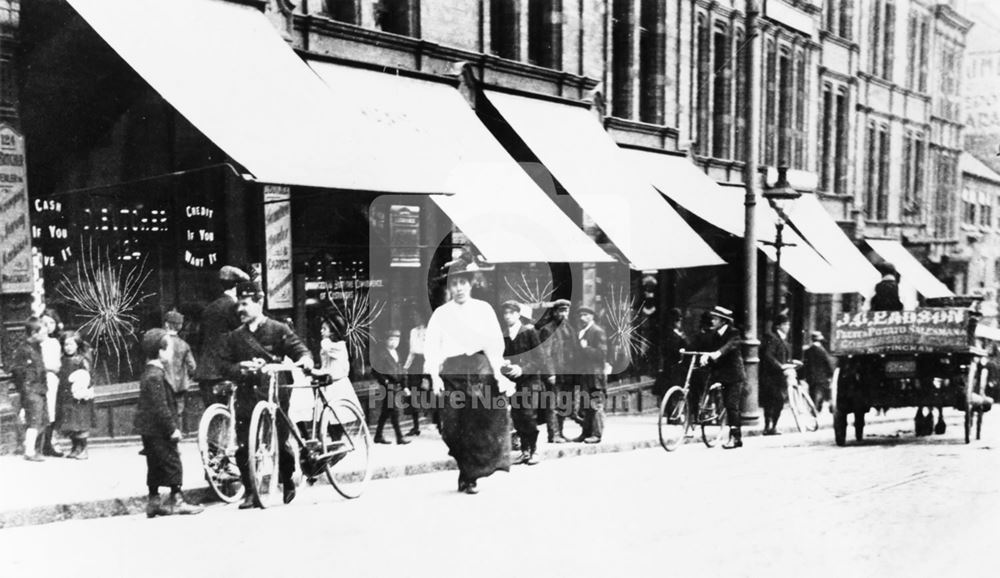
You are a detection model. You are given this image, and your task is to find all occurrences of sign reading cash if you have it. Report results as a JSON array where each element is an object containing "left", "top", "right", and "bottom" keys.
[
  {"left": 0, "top": 124, "right": 33, "bottom": 294},
  {"left": 264, "top": 185, "right": 293, "bottom": 310}
]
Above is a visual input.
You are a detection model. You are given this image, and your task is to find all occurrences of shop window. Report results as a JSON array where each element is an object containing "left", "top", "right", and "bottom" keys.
[
  {"left": 638, "top": 0, "right": 665, "bottom": 125},
  {"left": 491, "top": 0, "right": 520, "bottom": 60},
  {"left": 711, "top": 25, "right": 731, "bottom": 159},
  {"left": 611, "top": 0, "right": 635, "bottom": 119},
  {"left": 325, "top": 0, "right": 360, "bottom": 24},
  {"left": 30, "top": 171, "right": 227, "bottom": 386},
  {"left": 528, "top": 0, "right": 561, "bottom": 69},
  {"left": 375, "top": 0, "right": 419, "bottom": 37}
]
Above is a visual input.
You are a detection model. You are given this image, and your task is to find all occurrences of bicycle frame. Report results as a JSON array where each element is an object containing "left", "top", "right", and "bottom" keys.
[{"left": 677, "top": 352, "right": 721, "bottom": 423}]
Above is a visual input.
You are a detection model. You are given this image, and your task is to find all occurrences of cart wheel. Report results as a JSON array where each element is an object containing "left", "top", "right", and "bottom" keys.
[
  {"left": 833, "top": 407, "right": 847, "bottom": 446},
  {"left": 658, "top": 386, "right": 688, "bottom": 452}
]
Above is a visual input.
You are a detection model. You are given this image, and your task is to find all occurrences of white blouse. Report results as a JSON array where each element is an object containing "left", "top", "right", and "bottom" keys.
[
  {"left": 424, "top": 298, "right": 505, "bottom": 378},
  {"left": 318, "top": 338, "right": 350, "bottom": 382}
]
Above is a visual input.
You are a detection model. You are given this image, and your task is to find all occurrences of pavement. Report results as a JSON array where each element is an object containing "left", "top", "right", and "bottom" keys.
[
  {"left": 0, "top": 406, "right": 916, "bottom": 529},
  {"left": 0, "top": 412, "right": 994, "bottom": 578}
]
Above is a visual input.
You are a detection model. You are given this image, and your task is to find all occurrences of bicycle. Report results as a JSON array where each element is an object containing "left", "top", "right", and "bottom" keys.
[
  {"left": 784, "top": 361, "right": 819, "bottom": 433},
  {"left": 197, "top": 380, "right": 245, "bottom": 503},
  {"left": 246, "top": 363, "right": 373, "bottom": 508},
  {"left": 658, "top": 351, "right": 728, "bottom": 451}
]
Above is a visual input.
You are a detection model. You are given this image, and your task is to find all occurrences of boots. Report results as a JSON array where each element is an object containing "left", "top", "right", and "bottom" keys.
[
  {"left": 69, "top": 438, "right": 89, "bottom": 460},
  {"left": 41, "top": 428, "right": 64, "bottom": 457},
  {"left": 722, "top": 426, "right": 743, "bottom": 449},
  {"left": 146, "top": 495, "right": 173, "bottom": 518},
  {"left": 166, "top": 493, "right": 204, "bottom": 515}
]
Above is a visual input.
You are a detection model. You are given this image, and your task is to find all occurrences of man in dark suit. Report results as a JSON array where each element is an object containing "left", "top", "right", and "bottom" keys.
[
  {"left": 575, "top": 305, "right": 607, "bottom": 444},
  {"left": 196, "top": 266, "right": 249, "bottom": 407},
  {"left": 221, "top": 281, "right": 312, "bottom": 508},
  {"left": 803, "top": 331, "right": 834, "bottom": 413},
  {"left": 538, "top": 299, "right": 576, "bottom": 443},
  {"left": 760, "top": 314, "right": 791, "bottom": 435},
  {"left": 699, "top": 306, "right": 746, "bottom": 449},
  {"left": 371, "top": 329, "right": 411, "bottom": 445},
  {"left": 499, "top": 300, "right": 545, "bottom": 464}
]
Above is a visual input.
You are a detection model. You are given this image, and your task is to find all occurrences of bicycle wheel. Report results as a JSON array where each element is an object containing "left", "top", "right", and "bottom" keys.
[
  {"left": 197, "top": 404, "right": 244, "bottom": 503},
  {"left": 789, "top": 384, "right": 820, "bottom": 433},
  {"left": 700, "top": 384, "right": 728, "bottom": 448},
  {"left": 247, "top": 401, "right": 280, "bottom": 508},
  {"left": 658, "top": 386, "right": 688, "bottom": 452},
  {"left": 323, "top": 400, "right": 373, "bottom": 499}
]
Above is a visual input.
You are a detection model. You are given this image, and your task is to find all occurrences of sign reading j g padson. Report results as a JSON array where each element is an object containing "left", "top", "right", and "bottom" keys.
[
  {"left": 0, "top": 124, "right": 33, "bottom": 294},
  {"left": 832, "top": 308, "right": 975, "bottom": 355}
]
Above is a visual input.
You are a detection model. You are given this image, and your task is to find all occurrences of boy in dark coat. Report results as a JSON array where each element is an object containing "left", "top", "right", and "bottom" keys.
[
  {"left": 500, "top": 300, "right": 545, "bottom": 464},
  {"left": 760, "top": 314, "right": 792, "bottom": 435},
  {"left": 135, "top": 328, "right": 203, "bottom": 518},
  {"left": 371, "top": 329, "right": 411, "bottom": 445},
  {"left": 11, "top": 318, "right": 49, "bottom": 461},
  {"left": 575, "top": 306, "right": 608, "bottom": 444}
]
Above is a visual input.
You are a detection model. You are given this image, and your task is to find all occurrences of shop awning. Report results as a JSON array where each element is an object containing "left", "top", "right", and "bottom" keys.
[
  {"left": 624, "top": 148, "right": 854, "bottom": 294},
  {"left": 307, "top": 62, "right": 612, "bottom": 264},
  {"left": 65, "top": 0, "right": 443, "bottom": 193},
  {"left": 866, "top": 239, "right": 954, "bottom": 299},
  {"left": 483, "top": 91, "right": 724, "bottom": 271},
  {"left": 781, "top": 194, "right": 882, "bottom": 294}
]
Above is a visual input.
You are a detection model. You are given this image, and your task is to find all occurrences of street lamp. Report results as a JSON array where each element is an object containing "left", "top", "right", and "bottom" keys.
[{"left": 761, "top": 166, "right": 801, "bottom": 319}]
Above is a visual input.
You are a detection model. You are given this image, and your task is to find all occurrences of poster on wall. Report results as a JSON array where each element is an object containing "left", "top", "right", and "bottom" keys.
[
  {"left": 264, "top": 185, "right": 293, "bottom": 310},
  {"left": 0, "top": 124, "right": 33, "bottom": 294}
]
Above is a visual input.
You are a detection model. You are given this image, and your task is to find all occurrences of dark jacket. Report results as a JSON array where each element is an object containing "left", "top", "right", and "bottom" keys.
[
  {"left": 503, "top": 323, "right": 544, "bottom": 389},
  {"left": 803, "top": 342, "right": 835, "bottom": 388},
  {"left": 11, "top": 342, "right": 46, "bottom": 396},
  {"left": 371, "top": 346, "right": 405, "bottom": 391},
  {"left": 576, "top": 323, "right": 608, "bottom": 391},
  {"left": 870, "top": 279, "right": 904, "bottom": 312},
  {"left": 538, "top": 318, "right": 576, "bottom": 379},
  {"left": 760, "top": 329, "right": 791, "bottom": 398},
  {"left": 220, "top": 317, "right": 312, "bottom": 379},
  {"left": 165, "top": 334, "right": 197, "bottom": 393},
  {"left": 196, "top": 294, "right": 241, "bottom": 380},
  {"left": 707, "top": 325, "right": 746, "bottom": 386},
  {"left": 134, "top": 363, "right": 178, "bottom": 438}
]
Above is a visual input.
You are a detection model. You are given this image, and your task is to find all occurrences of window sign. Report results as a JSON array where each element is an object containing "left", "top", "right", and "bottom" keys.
[
  {"left": 182, "top": 203, "right": 219, "bottom": 268},
  {"left": 264, "top": 185, "right": 293, "bottom": 309},
  {"left": 0, "top": 124, "right": 33, "bottom": 293}
]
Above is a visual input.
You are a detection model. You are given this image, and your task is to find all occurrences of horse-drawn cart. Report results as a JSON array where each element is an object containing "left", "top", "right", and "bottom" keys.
[{"left": 829, "top": 300, "right": 993, "bottom": 446}]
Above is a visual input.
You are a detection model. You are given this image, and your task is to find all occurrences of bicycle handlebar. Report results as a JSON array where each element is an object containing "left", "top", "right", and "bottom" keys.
[{"left": 678, "top": 350, "right": 715, "bottom": 356}]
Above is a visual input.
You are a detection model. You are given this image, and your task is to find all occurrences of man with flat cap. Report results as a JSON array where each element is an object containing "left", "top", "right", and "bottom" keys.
[
  {"left": 537, "top": 299, "right": 576, "bottom": 443},
  {"left": 699, "top": 306, "right": 746, "bottom": 449},
  {"left": 803, "top": 330, "right": 834, "bottom": 413},
  {"left": 499, "top": 300, "right": 545, "bottom": 465},
  {"left": 221, "top": 280, "right": 312, "bottom": 507},
  {"left": 575, "top": 305, "right": 607, "bottom": 444},
  {"left": 196, "top": 265, "right": 250, "bottom": 407}
]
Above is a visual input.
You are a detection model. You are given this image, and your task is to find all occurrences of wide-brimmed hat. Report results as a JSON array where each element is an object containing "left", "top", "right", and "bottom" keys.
[
  {"left": 708, "top": 306, "right": 734, "bottom": 323},
  {"left": 436, "top": 249, "right": 494, "bottom": 281}
]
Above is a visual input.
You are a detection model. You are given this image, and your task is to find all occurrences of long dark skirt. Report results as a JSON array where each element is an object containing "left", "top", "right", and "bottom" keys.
[
  {"left": 56, "top": 384, "right": 94, "bottom": 434},
  {"left": 142, "top": 436, "right": 183, "bottom": 488},
  {"left": 440, "top": 353, "right": 511, "bottom": 483}
]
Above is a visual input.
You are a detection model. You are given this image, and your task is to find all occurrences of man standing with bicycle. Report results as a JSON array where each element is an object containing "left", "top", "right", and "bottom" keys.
[
  {"left": 222, "top": 281, "right": 312, "bottom": 508},
  {"left": 699, "top": 306, "right": 746, "bottom": 449}
]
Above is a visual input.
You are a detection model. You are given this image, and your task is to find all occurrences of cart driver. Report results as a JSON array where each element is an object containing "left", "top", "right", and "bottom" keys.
[{"left": 221, "top": 281, "right": 312, "bottom": 509}]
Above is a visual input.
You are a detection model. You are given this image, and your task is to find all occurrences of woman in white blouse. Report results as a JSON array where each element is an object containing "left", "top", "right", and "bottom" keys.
[{"left": 425, "top": 257, "right": 513, "bottom": 495}]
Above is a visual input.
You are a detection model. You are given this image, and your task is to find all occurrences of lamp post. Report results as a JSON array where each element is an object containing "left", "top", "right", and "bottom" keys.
[
  {"left": 762, "top": 166, "right": 802, "bottom": 320},
  {"left": 742, "top": 0, "right": 761, "bottom": 425}
]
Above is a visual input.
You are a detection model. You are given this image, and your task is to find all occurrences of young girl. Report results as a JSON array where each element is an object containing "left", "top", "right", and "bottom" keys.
[{"left": 56, "top": 331, "right": 95, "bottom": 460}]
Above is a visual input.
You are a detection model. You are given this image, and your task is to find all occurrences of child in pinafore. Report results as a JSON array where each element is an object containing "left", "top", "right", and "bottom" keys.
[
  {"left": 134, "top": 328, "right": 203, "bottom": 518},
  {"left": 56, "top": 331, "right": 95, "bottom": 460}
]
